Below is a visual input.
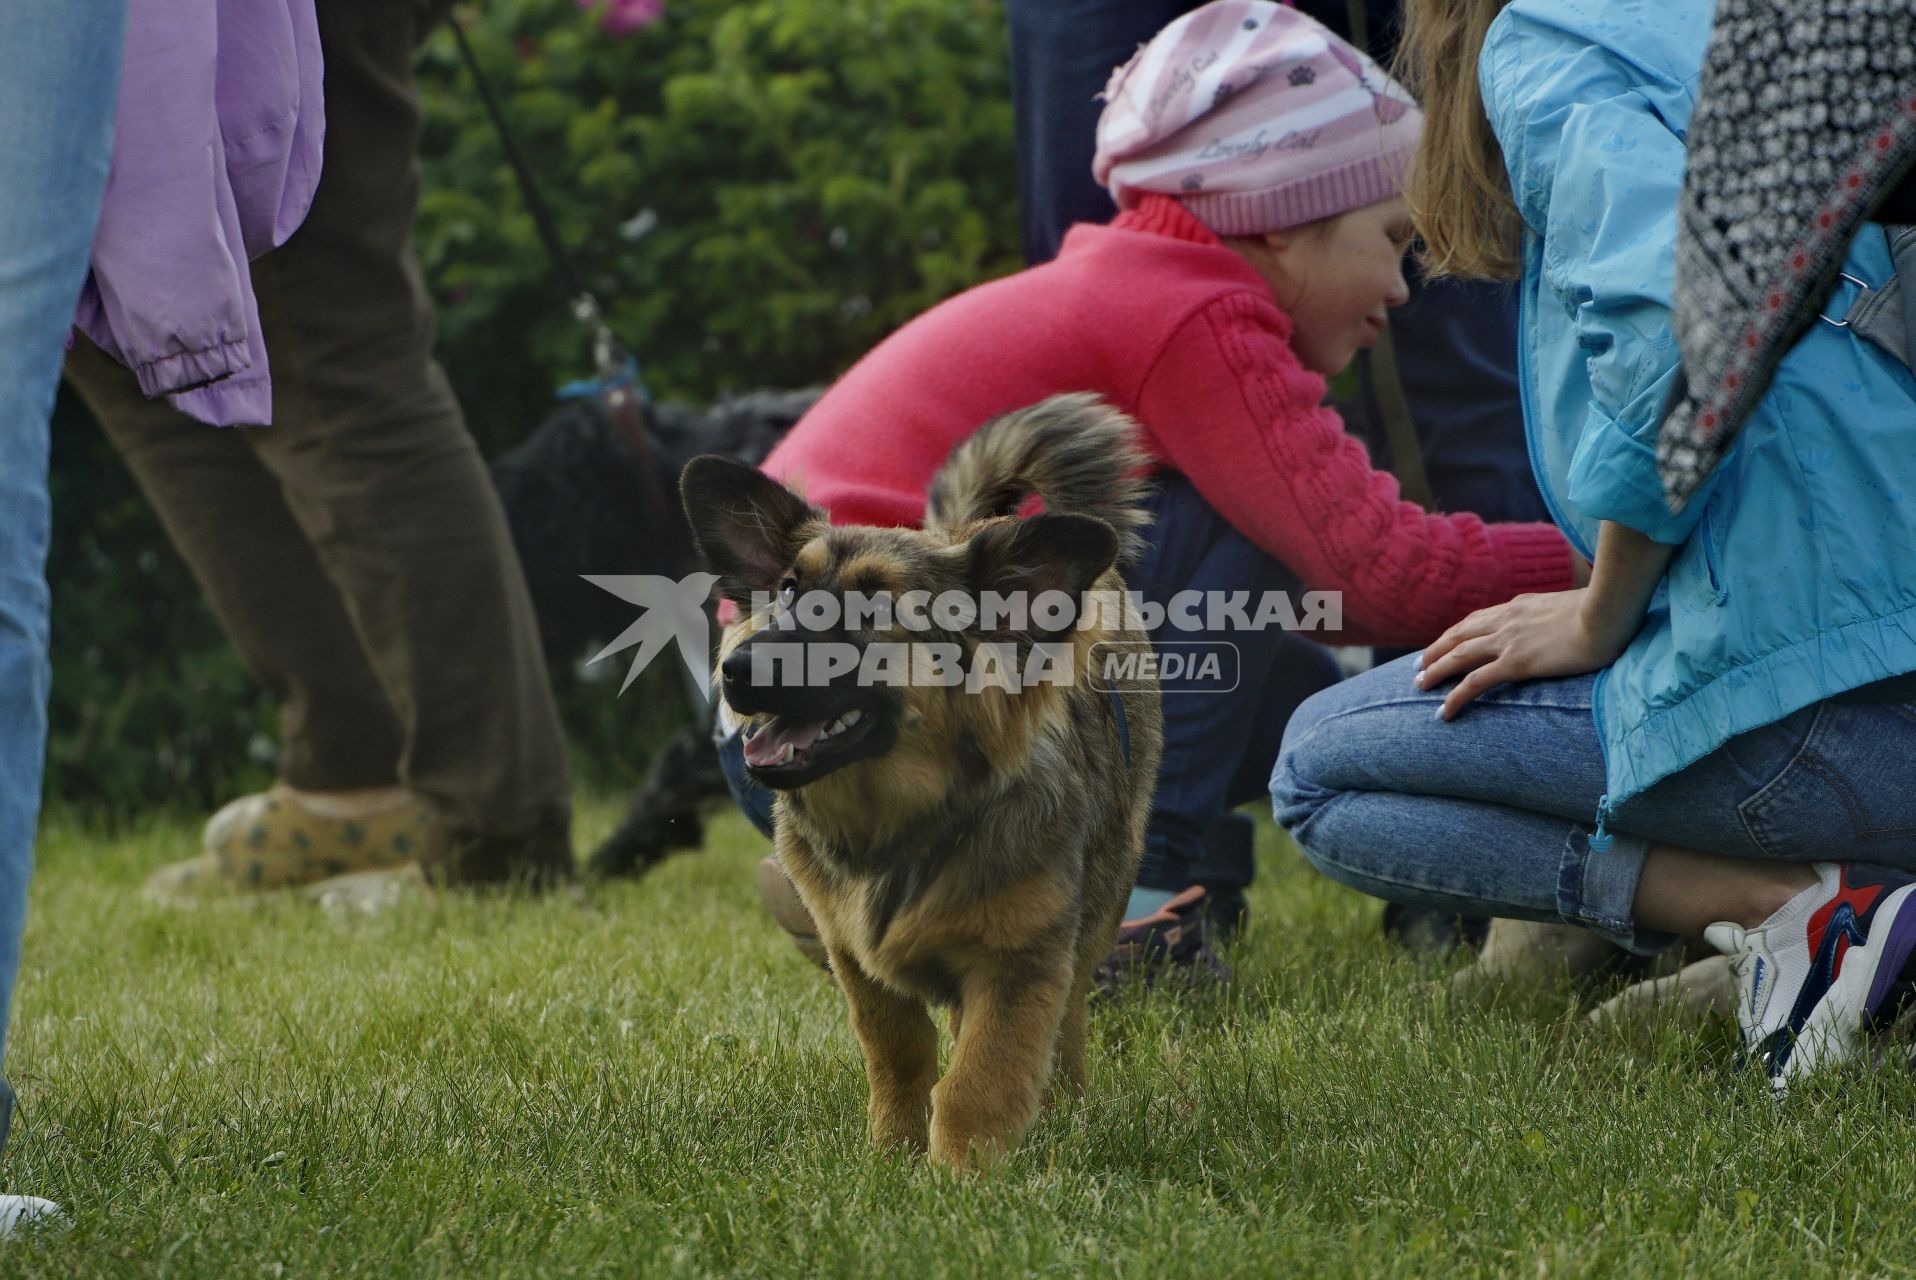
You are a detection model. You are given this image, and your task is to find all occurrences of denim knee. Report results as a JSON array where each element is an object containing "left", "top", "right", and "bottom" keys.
[
  {"left": 1267, "top": 681, "right": 1347, "bottom": 827},
  {"left": 716, "top": 728, "right": 776, "bottom": 839}
]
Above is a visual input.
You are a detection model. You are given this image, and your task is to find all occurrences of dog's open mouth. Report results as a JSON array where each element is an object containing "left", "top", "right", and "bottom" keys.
[{"left": 742, "top": 707, "right": 880, "bottom": 786}]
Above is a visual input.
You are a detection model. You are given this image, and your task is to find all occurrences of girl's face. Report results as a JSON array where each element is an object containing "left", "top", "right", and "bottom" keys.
[{"left": 1252, "top": 197, "right": 1416, "bottom": 376}]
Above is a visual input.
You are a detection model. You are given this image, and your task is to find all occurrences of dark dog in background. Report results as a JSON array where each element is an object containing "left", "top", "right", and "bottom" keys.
[
  {"left": 683, "top": 395, "right": 1164, "bottom": 1168},
  {"left": 489, "top": 388, "right": 818, "bottom": 877}
]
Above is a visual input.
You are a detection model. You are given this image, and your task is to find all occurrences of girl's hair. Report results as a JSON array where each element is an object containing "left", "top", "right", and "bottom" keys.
[{"left": 1393, "top": 0, "right": 1523, "bottom": 280}]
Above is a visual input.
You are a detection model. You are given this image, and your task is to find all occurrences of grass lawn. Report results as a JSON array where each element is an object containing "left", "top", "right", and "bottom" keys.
[{"left": 6, "top": 797, "right": 1915, "bottom": 1277}]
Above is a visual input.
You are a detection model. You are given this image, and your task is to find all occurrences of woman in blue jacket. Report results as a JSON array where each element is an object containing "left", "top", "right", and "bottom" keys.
[{"left": 1271, "top": 0, "right": 1916, "bottom": 1090}]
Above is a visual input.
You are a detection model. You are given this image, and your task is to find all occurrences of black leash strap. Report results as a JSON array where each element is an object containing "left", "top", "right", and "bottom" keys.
[
  {"left": 446, "top": 13, "right": 589, "bottom": 303},
  {"left": 444, "top": 13, "right": 674, "bottom": 522},
  {"left": 1343, "top": 0, "right": 1433, "bottom": 512},
  {"left": 448, "top": 12, "right": 715, "bottom": 718}
]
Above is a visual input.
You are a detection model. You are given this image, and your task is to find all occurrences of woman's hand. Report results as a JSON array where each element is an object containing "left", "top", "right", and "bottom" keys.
[
  {"left": 1417, "top": 521, "right": 1678, "bottom": 720},
  {"left": 1414, "top": 589, "right": 1627, "bottom": 720}
]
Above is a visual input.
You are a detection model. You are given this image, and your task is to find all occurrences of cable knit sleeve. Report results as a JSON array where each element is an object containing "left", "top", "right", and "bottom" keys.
[{"left": 1133, "top": 290, "right": 1576, "bottom": 646}]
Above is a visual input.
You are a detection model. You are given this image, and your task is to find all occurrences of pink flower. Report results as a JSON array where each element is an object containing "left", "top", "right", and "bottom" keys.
[{"left": 579, "top": 0, "right": 664, "bottom": 36}]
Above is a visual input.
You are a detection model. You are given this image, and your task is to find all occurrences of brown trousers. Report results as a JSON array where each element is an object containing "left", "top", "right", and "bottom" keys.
[{"left": 63, "top": 0, "right": 572, "bottom": 884}]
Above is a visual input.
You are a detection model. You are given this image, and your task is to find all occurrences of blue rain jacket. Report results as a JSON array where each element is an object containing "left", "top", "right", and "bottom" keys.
[{"left": 1485, "top": 0, "right": 1916, "bottom": 805}]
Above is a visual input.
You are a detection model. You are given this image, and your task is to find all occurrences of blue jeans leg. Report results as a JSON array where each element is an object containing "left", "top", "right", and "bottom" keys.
[
  {"left": 1132, "top": 474, "right": 1342, "bottom": 891},
  {"left": 1005, "top": 0, "right": 1192, "bottom": 264},
  {"left": 1273, "top": 656, "right": 1916, "bottom": 952},
  {"left": 1271, "top": 657, "right": 1660, "bottom": 950},
  {"left": 717, "top": 726, "right": 776, "bottom": 841},
  {"left": 0, "top": 0, "right": 129, "bottom": 1151}
]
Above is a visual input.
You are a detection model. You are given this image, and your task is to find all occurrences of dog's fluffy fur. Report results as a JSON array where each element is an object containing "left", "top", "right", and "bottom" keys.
[{"left": 681, "top": 394, "right": 1164, "bottom": 1168}]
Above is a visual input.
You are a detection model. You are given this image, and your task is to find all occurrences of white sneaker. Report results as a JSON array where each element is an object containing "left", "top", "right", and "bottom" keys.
[
  {"left": 1705, "top": 862, "right": 1916, "bottom": 1090},
  {"left": 0, "top": 1195, "right": 68, "bottom": 1237}
]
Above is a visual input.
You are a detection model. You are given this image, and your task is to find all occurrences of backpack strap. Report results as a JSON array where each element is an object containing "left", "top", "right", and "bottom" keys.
[{"left": 1830, "top": 225, "right": 1916, "bottom": 370}]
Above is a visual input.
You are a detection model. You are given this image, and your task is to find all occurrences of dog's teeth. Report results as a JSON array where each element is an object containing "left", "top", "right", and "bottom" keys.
[
  {"left": 773, "top": 743, "right": 795, "bottom": 765},
  {"left": 841, "top": 709, "right": 862, "bottom": 729},
  {"left": 823, "top": 714, "right": 846, "bottom": 737}
]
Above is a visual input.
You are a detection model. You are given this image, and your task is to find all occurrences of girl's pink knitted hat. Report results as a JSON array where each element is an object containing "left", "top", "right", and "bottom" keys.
[{"left": 1093, "top": 0, "right": 1420, "bottom": 234}]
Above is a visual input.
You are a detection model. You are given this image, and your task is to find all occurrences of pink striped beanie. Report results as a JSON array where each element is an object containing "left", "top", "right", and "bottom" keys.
[{"left": 1093, "top": 0, "right": 1420, "bottom": 234}]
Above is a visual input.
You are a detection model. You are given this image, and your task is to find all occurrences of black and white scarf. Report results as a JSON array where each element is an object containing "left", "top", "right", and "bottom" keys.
[{"left": 1657, "top": 0, "right": 1916, "bottom": 512}]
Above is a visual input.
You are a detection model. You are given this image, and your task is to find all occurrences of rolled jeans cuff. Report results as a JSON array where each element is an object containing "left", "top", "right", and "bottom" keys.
[{"left": 1558, "top": 828, "right": 1671, "bottom": 956}]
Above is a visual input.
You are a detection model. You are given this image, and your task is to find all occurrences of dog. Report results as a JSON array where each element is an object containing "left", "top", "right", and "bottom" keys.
[{"left": 680, "top": 393, "right": 1164, "bottom": 1168}]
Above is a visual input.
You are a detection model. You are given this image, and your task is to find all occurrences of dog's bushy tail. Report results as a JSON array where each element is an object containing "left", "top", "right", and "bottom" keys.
[{"left": 924, "top": 393, "right": 1153, "bottom": 564}]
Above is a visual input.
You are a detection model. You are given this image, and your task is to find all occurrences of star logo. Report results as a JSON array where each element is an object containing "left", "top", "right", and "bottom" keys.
[{"left": 581, "top": 573, "right": 720, "bottom": 702}]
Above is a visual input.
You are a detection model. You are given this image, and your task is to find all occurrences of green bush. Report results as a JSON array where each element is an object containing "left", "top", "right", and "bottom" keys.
[
  {"left": 45, "top": 390, "right": 278, "bottom": 818},
  {"left": 415, "top": 0, "right": 1019, "bottom": 451},
  {"left": 46, "top": 0, "right": 1020, "bottom": 811}
]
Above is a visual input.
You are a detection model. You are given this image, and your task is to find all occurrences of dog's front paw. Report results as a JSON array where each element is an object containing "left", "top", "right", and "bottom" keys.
[
  {"left": 867, "top": 1094, "right": 930, "bottom": 1153},
  {"left": 927, "top": 1109, "right": 1018, "bottom": 1171}
]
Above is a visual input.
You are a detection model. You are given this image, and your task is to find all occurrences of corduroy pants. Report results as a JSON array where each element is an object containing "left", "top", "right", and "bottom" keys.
[{"left": 63, "top": 0, "right": 573, "bottom": 885}]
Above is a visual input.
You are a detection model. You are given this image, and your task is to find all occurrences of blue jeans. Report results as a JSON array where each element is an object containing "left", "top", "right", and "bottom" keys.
[
  {"left": 719, "top": 475, "right": 1343, "bottom": 894},
  {"left": 717, "top": 722, "right": 776, "bottom": 838},
  {"left": 0, "top": 0, "right": 128, "bottom": 1150},
  {"left": 1127, "top": 475, "right": 1341, "bottom": 891},
  {"left": 1272, "top": 656, "right": 1916, "bottom": 953}
]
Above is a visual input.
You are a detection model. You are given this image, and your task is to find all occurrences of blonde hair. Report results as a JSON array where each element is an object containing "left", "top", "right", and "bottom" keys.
[{"left": 1393, "top": 0, "right": 1524, "bottom": 281}]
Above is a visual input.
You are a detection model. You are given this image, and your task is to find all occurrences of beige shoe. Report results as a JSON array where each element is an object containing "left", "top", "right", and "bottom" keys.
[
  {"left": 756, "top": 856, "right": 828, "bottom": 969},
  {"left": 145, "top": 785, "right": 437, "bottom": 901},
  {"left": 298, "top": 863, "right": 431, "bottom": 915},
  {"left": 1446, "top": 918, "right": 1625, "bottom": 1001},
  {"left": 1584, "top": 952, "right": 1739, "bottom": 1032}
]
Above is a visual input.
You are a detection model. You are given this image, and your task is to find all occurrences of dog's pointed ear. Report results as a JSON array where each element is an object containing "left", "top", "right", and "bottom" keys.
[
  {"left": 680, "top": 456, "right": 827, "bottom": 605},
  {"left": 966, "top": 513, "right": 1119, "bottom": 639}
]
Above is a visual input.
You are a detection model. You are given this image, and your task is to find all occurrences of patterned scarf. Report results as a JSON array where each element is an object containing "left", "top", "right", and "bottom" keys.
[{"left": 1657, "top": 0, "right": 1916, "bottom": 512}]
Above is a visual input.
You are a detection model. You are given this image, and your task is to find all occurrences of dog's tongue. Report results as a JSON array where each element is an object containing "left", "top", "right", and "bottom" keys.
[{"left": 743, "top": 717, "right": 829, "bottom": 767}]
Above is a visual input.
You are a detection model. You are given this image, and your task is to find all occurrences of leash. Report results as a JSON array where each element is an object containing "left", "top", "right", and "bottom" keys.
[
  {"left": 448, "top": 14, "right": 718, "bottom": 722},
  {"left": 443, "top": 14, "right": 674, "bottom": 526},
  {"left": 1363, "top": 327, "right": 1434, "bottom": 512},
  {"left": 1341, "top": 0, "right": 1435, "bottom": 513}
]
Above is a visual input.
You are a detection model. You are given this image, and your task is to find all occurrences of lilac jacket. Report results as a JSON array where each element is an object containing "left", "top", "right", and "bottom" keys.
[{"left": 74, "top": 0, "right": 324, "bottom": 426}]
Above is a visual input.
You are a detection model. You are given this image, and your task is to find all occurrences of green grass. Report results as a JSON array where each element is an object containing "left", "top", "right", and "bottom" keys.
[{"left": 6, "top": 799, "right": 1915, "bottom": 1277}]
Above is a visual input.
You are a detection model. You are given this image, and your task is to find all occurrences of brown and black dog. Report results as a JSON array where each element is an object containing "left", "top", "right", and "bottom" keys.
[{"left": 681, "top": 394, "right": 1164, "bottom": 1168}]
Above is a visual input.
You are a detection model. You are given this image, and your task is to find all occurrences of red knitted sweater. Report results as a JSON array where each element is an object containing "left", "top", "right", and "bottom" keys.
[{"left": 762, "top": 195, "right": 1575, "bottom": 645}]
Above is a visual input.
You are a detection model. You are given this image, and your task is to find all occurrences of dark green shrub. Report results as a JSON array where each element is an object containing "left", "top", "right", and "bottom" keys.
[
  {"left": 416, "top": 0, "right": 1019, "bottom": 451},
  {"left": 45, "top": 390, "right": 277, "bottom": 818}
]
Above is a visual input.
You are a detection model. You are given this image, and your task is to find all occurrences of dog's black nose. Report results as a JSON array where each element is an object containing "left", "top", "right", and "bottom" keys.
[
  {"left": 721, "top": 642, "right": 795, "bottom": 716},
  {"left": 720, "top": 645, "right": 758, "bottom": 707}
]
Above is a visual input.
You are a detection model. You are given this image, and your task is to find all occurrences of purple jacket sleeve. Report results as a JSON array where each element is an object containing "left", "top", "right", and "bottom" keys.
[{"left": 73, "top": 0, "right": 323, "bottom": 427}]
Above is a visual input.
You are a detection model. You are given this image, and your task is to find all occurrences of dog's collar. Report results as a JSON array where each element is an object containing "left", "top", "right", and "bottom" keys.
[{"left": 1107, "top": 685, "right": 1131, "bottom": 770}]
